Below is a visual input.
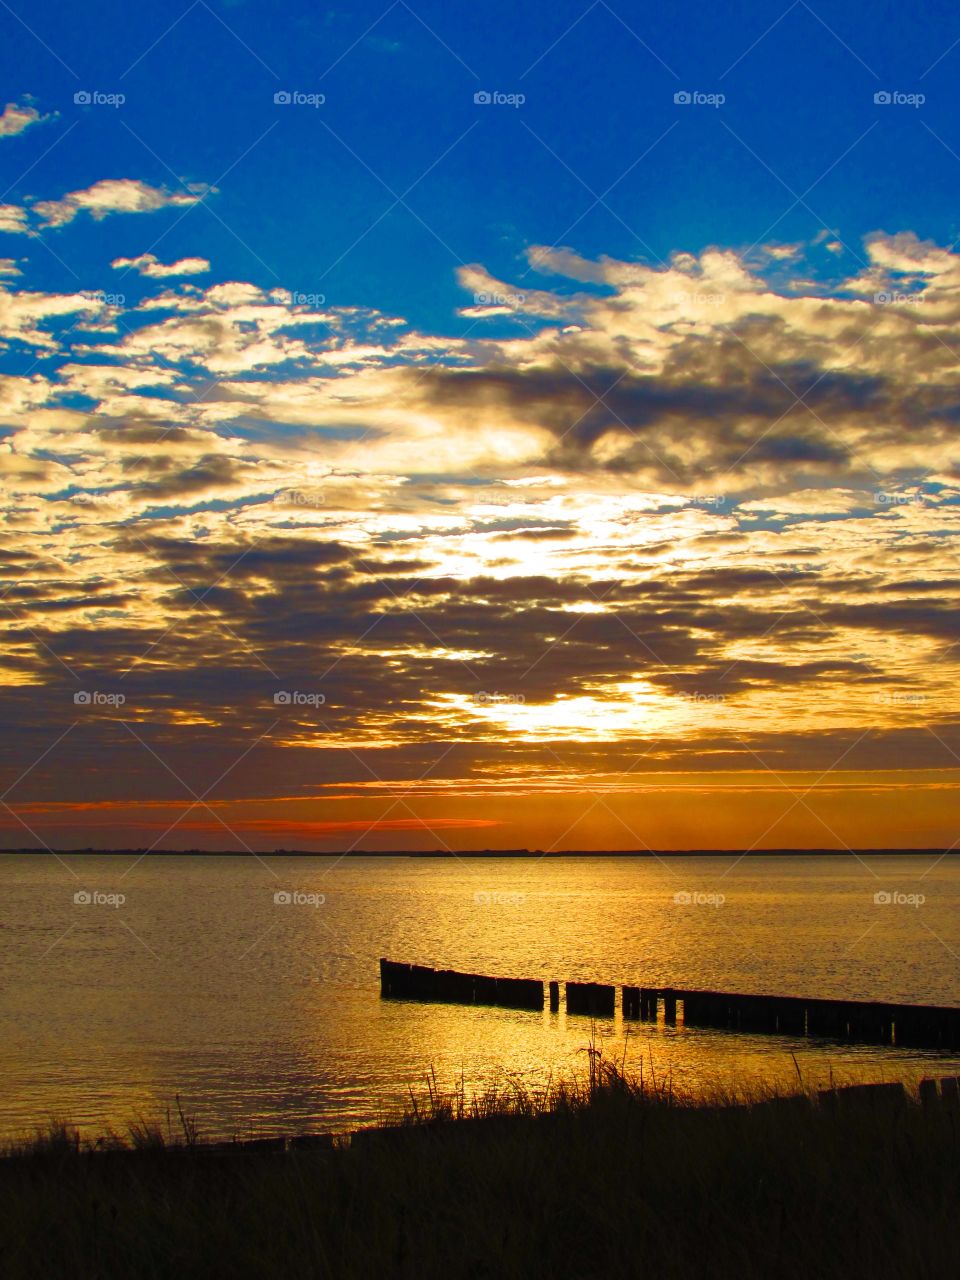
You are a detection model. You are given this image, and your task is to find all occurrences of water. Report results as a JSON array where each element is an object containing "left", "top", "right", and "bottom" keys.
[{"left": 1, "top": 853, "right": 958, "bottom": 1141}]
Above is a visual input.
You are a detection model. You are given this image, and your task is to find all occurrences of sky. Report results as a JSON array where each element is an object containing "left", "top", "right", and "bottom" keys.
[{"left": 1, "top": 0, "right": 959, "bottom": 851}]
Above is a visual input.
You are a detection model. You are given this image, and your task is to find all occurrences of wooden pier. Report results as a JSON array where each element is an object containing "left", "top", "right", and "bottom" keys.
[
  {"left": 379, "top": 959, "right": 960, "bottom": 1052},
  {"left": 379, "top": 959, "right": 543, "bottom": 1010}
]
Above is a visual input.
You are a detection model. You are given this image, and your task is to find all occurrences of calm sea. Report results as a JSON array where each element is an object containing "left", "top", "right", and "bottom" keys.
[{"left": 1, "top": 853, "right": 958, "bottom": 1140}]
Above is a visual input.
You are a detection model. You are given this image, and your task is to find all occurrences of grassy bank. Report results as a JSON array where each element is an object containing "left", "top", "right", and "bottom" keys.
[{"left": 1, "top": 1060, "right": 957, "bottom": 1279}]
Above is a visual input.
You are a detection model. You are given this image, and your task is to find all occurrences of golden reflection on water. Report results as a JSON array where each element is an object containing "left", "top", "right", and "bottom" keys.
[{"left": 1, "top": 854, "right": 958, "bottom": 1140}]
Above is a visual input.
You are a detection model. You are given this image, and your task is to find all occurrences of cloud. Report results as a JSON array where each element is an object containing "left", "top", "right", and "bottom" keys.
[
  {"left": 32, "top": 179, "right": 213, "bottom": 229},
  {"left": 0, "top": 101, "right": 51, "bottom": 139},
  {"left": 0, "top": 287, "right": 104, "bottom": 348},
  {"left": 0, "top": 205, "right": 29, "bottom": 235},
  {"left": 111, "top": 252, "right": 211, "bottom": 278},
  {"left": 0, "top": 258, "right": 22, "bottom": 277},
  {"left": 865, "top": 231, "right": 959, "bottom": 277},
  {"left": 0, "top": 231, "right": 959, "bottom": 836}
]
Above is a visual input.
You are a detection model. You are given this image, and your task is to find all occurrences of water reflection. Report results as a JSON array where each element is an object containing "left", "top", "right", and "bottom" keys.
[{"left": 1, "top": 853, "right": 957, "bottom": 1139}]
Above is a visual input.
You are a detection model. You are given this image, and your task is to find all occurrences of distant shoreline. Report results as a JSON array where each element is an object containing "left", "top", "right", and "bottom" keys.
[{"left": 1, "top": 847, "right": 956, "bottom": 858}]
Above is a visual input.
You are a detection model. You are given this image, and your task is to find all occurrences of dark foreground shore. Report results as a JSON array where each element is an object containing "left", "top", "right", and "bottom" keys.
[{"left": 1, "top": 1072, "right": 957, "bottom": 1279}]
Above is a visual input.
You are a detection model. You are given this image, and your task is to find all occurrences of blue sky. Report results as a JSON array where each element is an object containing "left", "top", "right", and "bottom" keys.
[
  {"left": 2, "top": 1, "right": 960, "bottom": 851},
  {"left": 3, "top": 0, "right": 960, "bottom": 331}
]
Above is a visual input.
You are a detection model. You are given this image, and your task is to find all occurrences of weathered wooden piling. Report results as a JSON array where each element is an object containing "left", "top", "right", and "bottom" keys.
[
  {"left": 566, "top": 981, "right": 616, "bottom": 1017},
  {"left": 381, "top": 960, "right": 960, "bottom": 1053},
  {"left": 680, "top": 990, "right": 732, "bottom": 1029},
  {"left": 434, "top": 968, "right": 474, "bottom": 1003},
  {"left": 892, "top": 1002, "right": 960, "bottom": 1050},
  {"left": 940, "top": 1077, "right": 959, "bottom": 1108},
  {"left": 379, "top": 959, "right": 543, "bottom": 1011},
  {"left": 640, "top": 987, "right": 658, "bottom": 1020},
  {"left": 773, "top": 996, "right": 807, "bottom": 1035},
  {"left": 844, "top": 1001, "right": 894, "bottom": 1044},
  {"left": 805, "top": 999, "right": 846, "bottom": 1039},
  {"left": 729, "top": 994, "right": 777, "bottom": 1032},
  {"left": 473, "top": 974, "right": 499, "bottom": 1005},
  {"left": 622, "top": 985, "right": 641, "bottom": 1020},
  {"left": 918, "top": 1078, "right": 939, "bottom": 1107},
  {"left": 380, "top": 958, "right": 416, "bottom": 998},
  {"left": 494, "top": 976, "right": 545, "bottom": 1010},
  {"left": 409, "top": 963, "right": 438, "bottom": 998}
]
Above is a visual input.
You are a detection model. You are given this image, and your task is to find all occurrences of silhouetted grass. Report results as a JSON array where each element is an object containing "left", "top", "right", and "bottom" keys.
[{"left": 1, "top": 1055, "right": 957, "bottom": 1278}]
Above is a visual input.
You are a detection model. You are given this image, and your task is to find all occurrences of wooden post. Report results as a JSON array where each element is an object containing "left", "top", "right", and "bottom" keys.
[
  {"left": 940, "top": 1077, "right": 959, "bottom": 1108},
  {"left": 919, "top": 1078, "right": 939, "bottom": 1107},
  {"left": 566, "top": 981, "right": 616, "bottom": 1017}
]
